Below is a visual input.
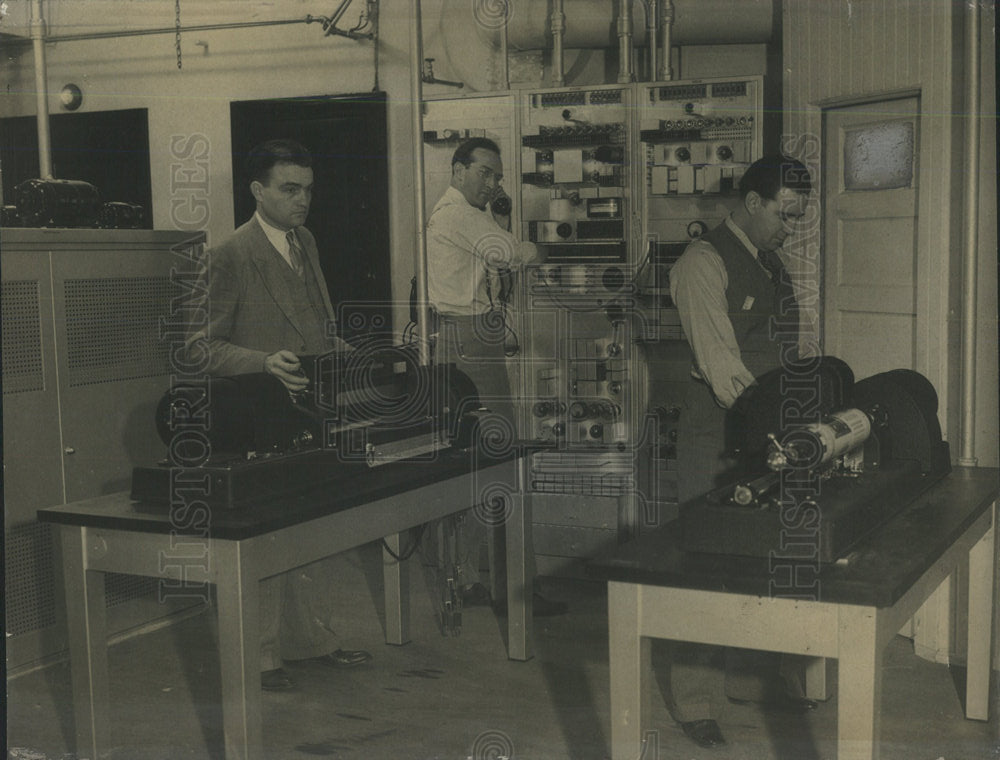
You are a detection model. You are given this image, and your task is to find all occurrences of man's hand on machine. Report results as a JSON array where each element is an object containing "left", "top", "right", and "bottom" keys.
[{"left": 264, "top": 349, "right": 309, "bottom": 393}]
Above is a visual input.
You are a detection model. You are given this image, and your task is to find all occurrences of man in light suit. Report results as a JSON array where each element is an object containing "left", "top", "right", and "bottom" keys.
[{"left": 185, "top": 139, "right": 372, "bottom": 691}]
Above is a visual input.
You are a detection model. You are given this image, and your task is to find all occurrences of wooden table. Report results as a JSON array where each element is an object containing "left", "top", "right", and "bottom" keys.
[
  {"left": 39, "top": 448, "right": 535, "bottom": 760},
  {"left": 588, "top": 467, "right": 998, "bottom": 760}
]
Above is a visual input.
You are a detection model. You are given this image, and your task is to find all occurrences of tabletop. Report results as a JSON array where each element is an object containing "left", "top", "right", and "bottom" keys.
[
  {"left": 38, "top": 445, "right": 517, "bottom": 541},
  {"left": 588, "top": 466, "right": 999, "bottom": 607}
]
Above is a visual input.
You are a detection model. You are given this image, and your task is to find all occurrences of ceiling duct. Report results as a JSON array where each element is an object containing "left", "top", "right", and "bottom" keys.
[{"left": 437, "top": 0, "right": 774, "bottom": 91}]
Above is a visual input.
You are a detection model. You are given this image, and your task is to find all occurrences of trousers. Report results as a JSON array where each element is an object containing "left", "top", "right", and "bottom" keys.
[
  {"left": 434, "top": 312, "right": 533, "bottom": 595},
  {"left": 259, "top": 557, "right": 345, "bottom": 672},
  {"left": 657, "top": 377, "right": 808, "bottom": 722}
]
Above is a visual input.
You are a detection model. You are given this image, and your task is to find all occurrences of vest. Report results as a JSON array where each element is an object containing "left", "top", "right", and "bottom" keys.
[
  {"left": 277, "top": 261, "right": 335, "bottom": 355},
  {"left": 702, "top": 222, "right": 799, "bottom": 378}
]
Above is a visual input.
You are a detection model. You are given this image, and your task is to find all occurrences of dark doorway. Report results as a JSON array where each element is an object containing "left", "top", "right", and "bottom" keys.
[
  {"left": 229, "top": 94, "right": 391, "bottom": 344},
  {"left": 0, "top": 108, "right": 153, "bottom": 227}
]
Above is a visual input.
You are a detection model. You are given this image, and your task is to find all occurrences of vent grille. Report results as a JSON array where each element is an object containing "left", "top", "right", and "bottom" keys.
[
  {"left": 105, "top": 573, "right": 161, "bottom": 608},
  {"left": 2, "top": 280, "right": 45, "bottom": 394},
  {"left": 5, "top": 522, "right": 165, "bottom": 636},
  {"left": 711, "top": 81, "right": 749, "bottom": 98},
  {"left": 658, "top": 84, "right": 708, "bottom": 101},
  {"left": 590, "top": 89, "right": 624, "bottom": 105},
  {"left": 64, "top": 276, "right": 174, "bottom": 386},
  {"left": 529, "top": 450, "right": 635, "bottom": 496},
  {"left": 5, "top": 522, "right": 58, "bottom": 634},
  {"left": 538, "top": 91, "right": 587, "bottom": 107}
]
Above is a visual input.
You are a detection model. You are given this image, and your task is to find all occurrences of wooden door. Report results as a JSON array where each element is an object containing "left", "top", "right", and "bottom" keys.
[{"left": 822, "top": 96, "right": 920, "bottom": 380}]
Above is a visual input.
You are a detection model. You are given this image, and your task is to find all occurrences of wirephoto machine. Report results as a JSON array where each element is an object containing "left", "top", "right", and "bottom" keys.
[{"left": 680, "top": 358, "right": 952, "bottom": 563}]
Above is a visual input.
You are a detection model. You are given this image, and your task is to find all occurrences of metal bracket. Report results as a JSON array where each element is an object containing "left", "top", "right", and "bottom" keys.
[{"left": 311, "top": 0, "right": 377, "bottom": 40}]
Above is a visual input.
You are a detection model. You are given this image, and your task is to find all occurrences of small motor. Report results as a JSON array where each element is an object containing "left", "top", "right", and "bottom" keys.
[{"left": 766, "top": 407, "right": 872, "bottom": 471}]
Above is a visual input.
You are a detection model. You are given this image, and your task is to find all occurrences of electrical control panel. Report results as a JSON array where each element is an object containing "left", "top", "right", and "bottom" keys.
[
  {"left": 420, "top": 79, "right": 764, "bottom": 562},
  {"left": 634, "top": 76, "right": 764, "bottom": 339},
  {"left": 518, "top": 84, "right": 637, "bottom": 310}
]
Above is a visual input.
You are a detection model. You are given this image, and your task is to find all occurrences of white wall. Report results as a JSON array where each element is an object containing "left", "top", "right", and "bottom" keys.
[
  {"left": 0, "top": 0, "right": 420, "bottom": 332},
  {"left": 783, "top": 0, "right": 999, "bottom": 670},
  {"left": 782, "top": 0, "right": 998, "bottom": 469}
]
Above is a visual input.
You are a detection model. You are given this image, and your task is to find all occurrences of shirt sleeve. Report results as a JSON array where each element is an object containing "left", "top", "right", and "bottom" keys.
[
  {"left": 444, "top": 204, "right": 537, "bottom": 269},
  {"left": 670, "top": 240, "right": 757, "bottom": 408}
]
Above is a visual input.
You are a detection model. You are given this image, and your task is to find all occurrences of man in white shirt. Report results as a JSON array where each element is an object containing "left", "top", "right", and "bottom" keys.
[{"left": 426, "top": 138, "right": 566, "bottom": 617}]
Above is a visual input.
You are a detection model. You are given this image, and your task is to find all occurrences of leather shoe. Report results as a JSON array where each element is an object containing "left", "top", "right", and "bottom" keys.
[
  {"left": 460, "top": 583, "right": 493, "bottom": 607},
  {"left": 493, "top": 593, "right": 568, "bottom": 618},
  {"left": 680, "top": 719, "right": 726, "bottom": 748},
  {"left": 729, "top": 693, "right": 818, "bottom": 714},
  {"left": 304, "top": 649, "right": 374, "bottom": 668},
  {"left": 531, "top": 592, "right": 568, "bottom": 617},
  {"left": 260, "top": 668, "right": 295, "bottom": 691}
]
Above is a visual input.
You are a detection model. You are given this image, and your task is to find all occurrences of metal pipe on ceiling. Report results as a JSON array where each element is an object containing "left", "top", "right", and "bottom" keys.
[
  {"left": 551, "top": 0, "right": 566, "bottom": 87},
  {"left": 616, "top": 0, "right": 635, "bottom": 84},
  {"left": 411, "top": 0, "right": 431, "bottom": 366},
  {"left": 30, "top": 0, "right": 52, "bottom": 179},
  {"left": 645, "top": 0, "right": 658, "bottom": 83},
  {"left": 659, "top": 0, "right": 674, "bottom": 81},
  {"left": 36, "top": 17, "right": 312, "bottom": 43},
  {"left": 440, "top": 0, "right": 772, "bottom": 92},
  {"left": 958, "top": 0, "right": 982, "bottom": 466},
  {"left": 6, "top": 8, "right": 373, "bottom": 45}
]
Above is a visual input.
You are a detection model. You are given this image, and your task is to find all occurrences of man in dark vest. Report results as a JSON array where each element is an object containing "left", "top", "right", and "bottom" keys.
[
  {"left": 657, "top": 155, "right": 814, "bottom": 748},
  {"left": 185, "top": 139, "right": 372, "bottom": 691}
]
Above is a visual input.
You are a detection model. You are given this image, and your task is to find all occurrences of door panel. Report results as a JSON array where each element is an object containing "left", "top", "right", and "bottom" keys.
[{"left": 823, "top": 97, "right": 919, "bottom": 381}]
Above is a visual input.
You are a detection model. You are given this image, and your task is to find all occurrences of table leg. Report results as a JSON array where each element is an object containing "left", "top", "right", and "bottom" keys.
[
  {"left": 608, "top": 581, "right": 650, "bottom": 760},
  {"left": 383, "top": 532, "right": 411, "bottom": 646},
  {"left": 214, "top": 543, "right": 263, "bottom": 760},
  {"left": 506, "top": 479, "right": 533, "bottom": 661},
  {"left": 837, "top": 605, "right": 883, "bottom": 760},
  {"left": 61, "top": 526, "right": 111, "bottom": 760},
  {"left": 804, "top": 657, "right": 832, "bottom": 701},
  {"left": 966, "top": 512, "right": 995, "bottom": 720}
]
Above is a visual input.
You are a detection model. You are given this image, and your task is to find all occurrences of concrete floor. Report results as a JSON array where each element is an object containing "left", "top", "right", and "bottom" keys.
[{"left": 6, "top": 542, "right": 999, "bottom": 760}]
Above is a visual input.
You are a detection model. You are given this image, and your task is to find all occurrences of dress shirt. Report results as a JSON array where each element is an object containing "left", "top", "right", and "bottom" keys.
[
  {"left": 427, "top": 186, "right": 538, "bottom": 316},
  {"left": 670, "top": 216, "right": 778, "bottom": 408},
  {"left": 255, "top": 211, "right": 299, "bottom": 272}
]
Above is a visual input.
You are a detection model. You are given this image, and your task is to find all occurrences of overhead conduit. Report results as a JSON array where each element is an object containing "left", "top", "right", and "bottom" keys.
[{"left": 438, "top": 0, "right": 774, "bottom": 91}]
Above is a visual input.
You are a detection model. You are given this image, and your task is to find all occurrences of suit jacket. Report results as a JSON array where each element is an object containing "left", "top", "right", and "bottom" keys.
[{"left": 185, "top": 216, "right": 346, "bottom": 377}]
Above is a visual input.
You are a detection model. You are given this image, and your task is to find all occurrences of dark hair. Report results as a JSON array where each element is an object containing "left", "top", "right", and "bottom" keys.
[
  {"left": 451, "top": 137, "right": 501, "bottom": 167},
  {"left": 739, "top": 154, "right": 812, "bottom": 200},
  {"left": 246, "top": 139, "right": 313, "bottom": 185}
]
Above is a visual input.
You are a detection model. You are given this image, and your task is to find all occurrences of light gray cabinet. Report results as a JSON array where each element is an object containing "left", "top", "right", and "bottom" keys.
[{"left": 2, "top": 228, "right": 206, "bottom": 671}]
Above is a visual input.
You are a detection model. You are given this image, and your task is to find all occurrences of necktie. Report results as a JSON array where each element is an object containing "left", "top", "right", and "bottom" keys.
[
  {"left": 286, "top": 230, "right": 305, "bottom": 279},
  {"left": 757, "top": 248, "right": 784, "bottom": 282},
  {"left": 758, "top": 248, "right": 800, "bottom": 349}
]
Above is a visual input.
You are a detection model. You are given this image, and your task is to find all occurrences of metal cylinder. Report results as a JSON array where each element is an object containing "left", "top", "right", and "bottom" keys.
[
  {"left": 30, "top": 0, "right": 53, "bottom": 179},
  {"left": 412, "top": 0, "right": 431, "bottom": 366},
  {"left": 439, "top": 0, "right": 773, "bottom": 91},
  {"left": 617, "top": 0, "right": 635, "bottom": 84},
  {"left": 551, "top": 0, "right": 566, "bottom": 86},
  {"left": 768, "top": 408, "right": 872, "bottom": 471},
  {"left": 959, "top": 0, "right": 981, "bottom": 466},
  {"left": 659, "top": 0, "right": 674, "bottom": 81}
]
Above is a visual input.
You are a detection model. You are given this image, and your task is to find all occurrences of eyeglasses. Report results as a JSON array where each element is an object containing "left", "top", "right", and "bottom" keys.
[
  {"left": 763, "top": 199, "right": 805, "bottom": 230},
  {"left": 469, "top": 162, "right": 503, "bottom": 184}
]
